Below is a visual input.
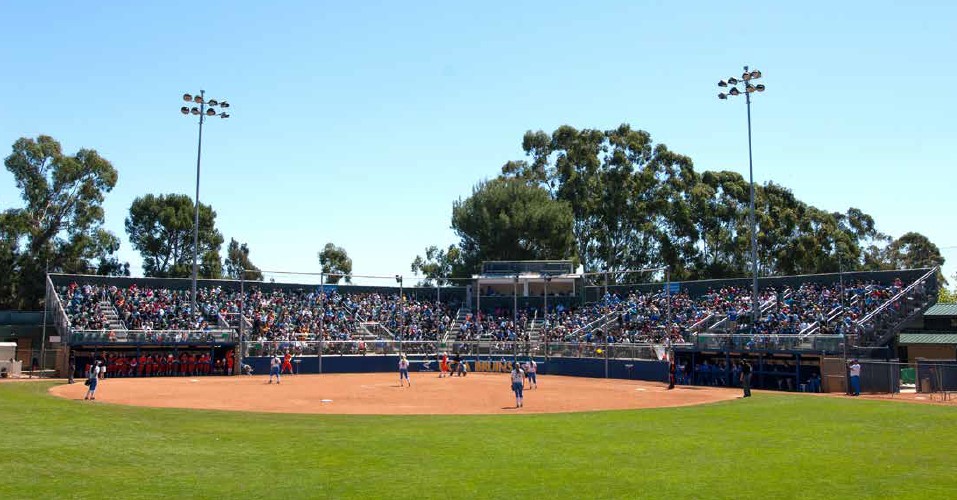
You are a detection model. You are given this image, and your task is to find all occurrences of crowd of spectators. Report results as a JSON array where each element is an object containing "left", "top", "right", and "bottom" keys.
[
  {"left": 750, "top": 278, "right": 904, "bottom": 336},
  {"left": 468, "top": 278, "right": 909, "bottom": 346},
  {"left": 62, "top": 283, "right": 109, "bottom": 330},
  {"left": 58, "top": 283, "right": 458, "bottom": 344},
  {"left": 58, "top": 277, "right": 910, "bottom": 348},
  {"left": 455, "top": 307, "right": 531, "bottom": 342},
  {"left": 59, "top": 283, "right": 215, "bottom": 331}
]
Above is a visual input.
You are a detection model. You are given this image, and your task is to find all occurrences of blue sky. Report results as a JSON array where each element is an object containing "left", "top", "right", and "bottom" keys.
[{"left": 1, "top": 0, "right": 954, "bottom": 286}]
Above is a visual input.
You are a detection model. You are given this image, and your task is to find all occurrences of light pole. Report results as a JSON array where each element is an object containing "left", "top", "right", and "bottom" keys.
[
  {"left": 718, "top": 67, "right": 765, "bottom": 331},
  {"left": 239, "top": 269, "right": 245, "bottom": 375},
  {"left": 835, "top": 240, "right": 846, "bottom": 312},
  {"left": 543, "top": 274, "right": 552, "bottom": 361},
  {"left": 180, "top": 90, "right": 230, "bottom": 322},
  {"left": 513, "top": 274, "right": 519, "bottom": 325},
  {"left": 395, "top": 275, "right": 404, "bottom": 352}
]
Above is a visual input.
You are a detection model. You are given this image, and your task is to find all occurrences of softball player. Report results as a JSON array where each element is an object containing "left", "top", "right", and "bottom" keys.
[{"left": 510, "top": 362, "right": 525, "bottom": 408}]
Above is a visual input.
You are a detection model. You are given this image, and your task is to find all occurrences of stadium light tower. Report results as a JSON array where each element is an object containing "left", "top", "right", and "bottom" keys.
[
  {"left": 718, "top": 66, "right": 765, "bottom": 330},
  {"left": 180, "top": 90, "right": 230, "bottom": 320}
]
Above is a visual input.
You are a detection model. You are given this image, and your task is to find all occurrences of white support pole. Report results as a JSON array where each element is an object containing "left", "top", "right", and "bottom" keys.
[
  {"left": 238, "top": 271, "right": 245, "bottom": 375},
  {"left": 604, "top": 329, "right": 609, "bottom": 379}
]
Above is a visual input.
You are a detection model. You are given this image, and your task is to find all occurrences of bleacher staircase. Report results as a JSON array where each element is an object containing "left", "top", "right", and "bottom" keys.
[
  {"left": 98, "top": 299, "right": 127, "bottom": 331},
  {"left": 853, "top": 268, "right": 939, "bottom": 348}
]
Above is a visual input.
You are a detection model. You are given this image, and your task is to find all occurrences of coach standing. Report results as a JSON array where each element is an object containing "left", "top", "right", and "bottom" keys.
[
  {"left": 68, "top": 351, "right": 76, "bottom": 384},
  {"left": 848, "top": 359, "right": 861, "bottom": 396},
  {"left": 668, "top": 359, "right": 676, "bottom": 390}
]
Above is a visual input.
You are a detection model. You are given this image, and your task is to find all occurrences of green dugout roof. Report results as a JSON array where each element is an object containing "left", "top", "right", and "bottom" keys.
[
  {"left": 899, "top": 333, "right": 957, "bottom": 345},
  {"left": 924, "top": 304, "right": 957, "bottom": 317}
]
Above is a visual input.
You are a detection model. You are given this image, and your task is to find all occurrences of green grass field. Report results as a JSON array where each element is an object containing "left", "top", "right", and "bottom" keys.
[{"left": 1, "top": 382, "right": 955, "bottom": 499}]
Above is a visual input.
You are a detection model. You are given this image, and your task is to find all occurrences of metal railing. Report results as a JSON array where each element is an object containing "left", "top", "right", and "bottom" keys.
[
  {"left": 70, "top": 329, "right": 236, "bottom": 344},
  {"left": 689, "top": 333, "right": 845, "bottom": 353},
  {"left": 707, "top": 293, "right": 777, "bottom": 332},
  {"left": 689, "top": 312, "right": 717, "bottom": 332},
  {"left": 798, "top": 321, "right": 819, "bottom": 339},
  {"left": 568, "top": 308, "right": 620, "bottom": 339},
  {"left": 241, "top": 339, "right": 668, "bottom": 361},
  {"left": 46, "top": 275, "right": 72, "bottom": 339},
  {"left": 98, "top": 299, "right": 128, "bottom": 331},
  {"left": 855, "top": 268, "right": 938, "bottom": 346},
  {"left": 360, "top": 321, "right": 394, "bottom": 339},
  {"left": 442, "top": 307, "right": 462, "bottom": 343},
  {"left": 857, "top": 268, "right": 935, "bottom": 327},
  {"left": 217, "top": 311, "right": 230, "bottom": 329}
]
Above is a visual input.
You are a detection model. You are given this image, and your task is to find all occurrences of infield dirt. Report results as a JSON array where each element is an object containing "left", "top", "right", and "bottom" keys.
[{"left": 49, "top": 372, "right": 740, "bottom": 415}]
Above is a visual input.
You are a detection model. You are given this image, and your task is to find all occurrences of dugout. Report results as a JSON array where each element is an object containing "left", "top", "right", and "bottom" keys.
[
  {"left": 673, "top": 350, "right": 824, "bottom": 392},
  {"left": 915, "top": 359, "right": 957, "bottom": 393},
  {"left": 68, "top": 344, "right": 236, "bottom": 379}
]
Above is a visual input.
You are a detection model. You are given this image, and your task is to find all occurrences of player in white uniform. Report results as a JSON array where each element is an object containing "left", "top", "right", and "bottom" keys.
[
  {"left": 527, "top": 359, "right": 538, "bottom": 389},
  {"left": 510, "top": 363, "right": 525, "bottom": 408},
  {"left": 268, "top": 355, "right": 281, "bottom": 384},
  {"left": 398, "top": 354, "right": 411, "bottom": 387},
  {"left": 84, "top": 360, "right": 103, "bottom": 400}
]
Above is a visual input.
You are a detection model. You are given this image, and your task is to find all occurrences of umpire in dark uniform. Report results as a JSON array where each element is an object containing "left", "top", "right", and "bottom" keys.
[
  {"left": 740, "top": 358, "right": 753, "bottom": 397},
  {"left": 668, "top": 359, "right": 676, "bottom": 390},
  {"left": 68, "top": 351, "right": 76, "bottom": 384}
]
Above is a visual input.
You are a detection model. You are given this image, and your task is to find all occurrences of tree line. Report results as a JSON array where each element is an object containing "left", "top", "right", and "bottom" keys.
[
  {"left": 412, "top": 124, "right": 948, "bottom": 287},
  {"left": 1, "top": 131, "right": 950, "bottom": 310},
  {"left": 0, "top": 135, "right": 353, "bottom": 309}
]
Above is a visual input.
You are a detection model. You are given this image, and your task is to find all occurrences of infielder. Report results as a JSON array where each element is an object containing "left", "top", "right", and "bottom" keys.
[
  {"left": 398, "top": 354, "right": 411, "bottom": 387},
  {"left": 268, "top": 355, "right": 281, "bottom": 384},
  {"left": 510, "top": 362, "right": 525, "bottom": 408}
]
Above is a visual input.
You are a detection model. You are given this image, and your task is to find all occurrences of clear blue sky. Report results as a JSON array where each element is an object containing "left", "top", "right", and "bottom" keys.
[{"left": 1, "top": 0, "right": 954, "bottom": 286}]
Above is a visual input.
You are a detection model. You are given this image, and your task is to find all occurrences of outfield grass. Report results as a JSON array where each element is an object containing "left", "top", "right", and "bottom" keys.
[{"left": 1, "top": 382, "right": 955, "bottom": 499}]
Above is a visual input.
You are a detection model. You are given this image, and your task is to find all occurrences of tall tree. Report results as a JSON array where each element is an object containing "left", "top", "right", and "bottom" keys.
[
  {"left": 502, "top": 125, "right": 696, "bottom": 281},
  {"left": 883, "top": 232, "right": 947, "bottom": 285},
  {"left": 449, "top": 123, "right": 947, "bottom": 284},
  {"left": 939, "top": 283, "right": 957, "bottom": 304},
  {"left": 1, "top": 135, "right": 126, "bottom": 309},
  {"left": 224, "top": 238, "right": 263, "bottom": 281},
  {"left": 318, "top": 242, "right": 353, "bottom": 284},
  {"left": 410, "top": 245, "right": 465, "bottom": 286},
  {"left": 125, "top": 193, "right": 224, "bottom": 278},
  {"left": 451, "top": 177, "right": 576, "bottom": 273},
  {"left": 0, "top": 214, "right": 21, "bottom": 308}
]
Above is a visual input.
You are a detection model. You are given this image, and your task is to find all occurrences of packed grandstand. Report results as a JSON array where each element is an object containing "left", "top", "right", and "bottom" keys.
[{"left": 55, "top": 271, "right": 928, "bottom": 348}]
